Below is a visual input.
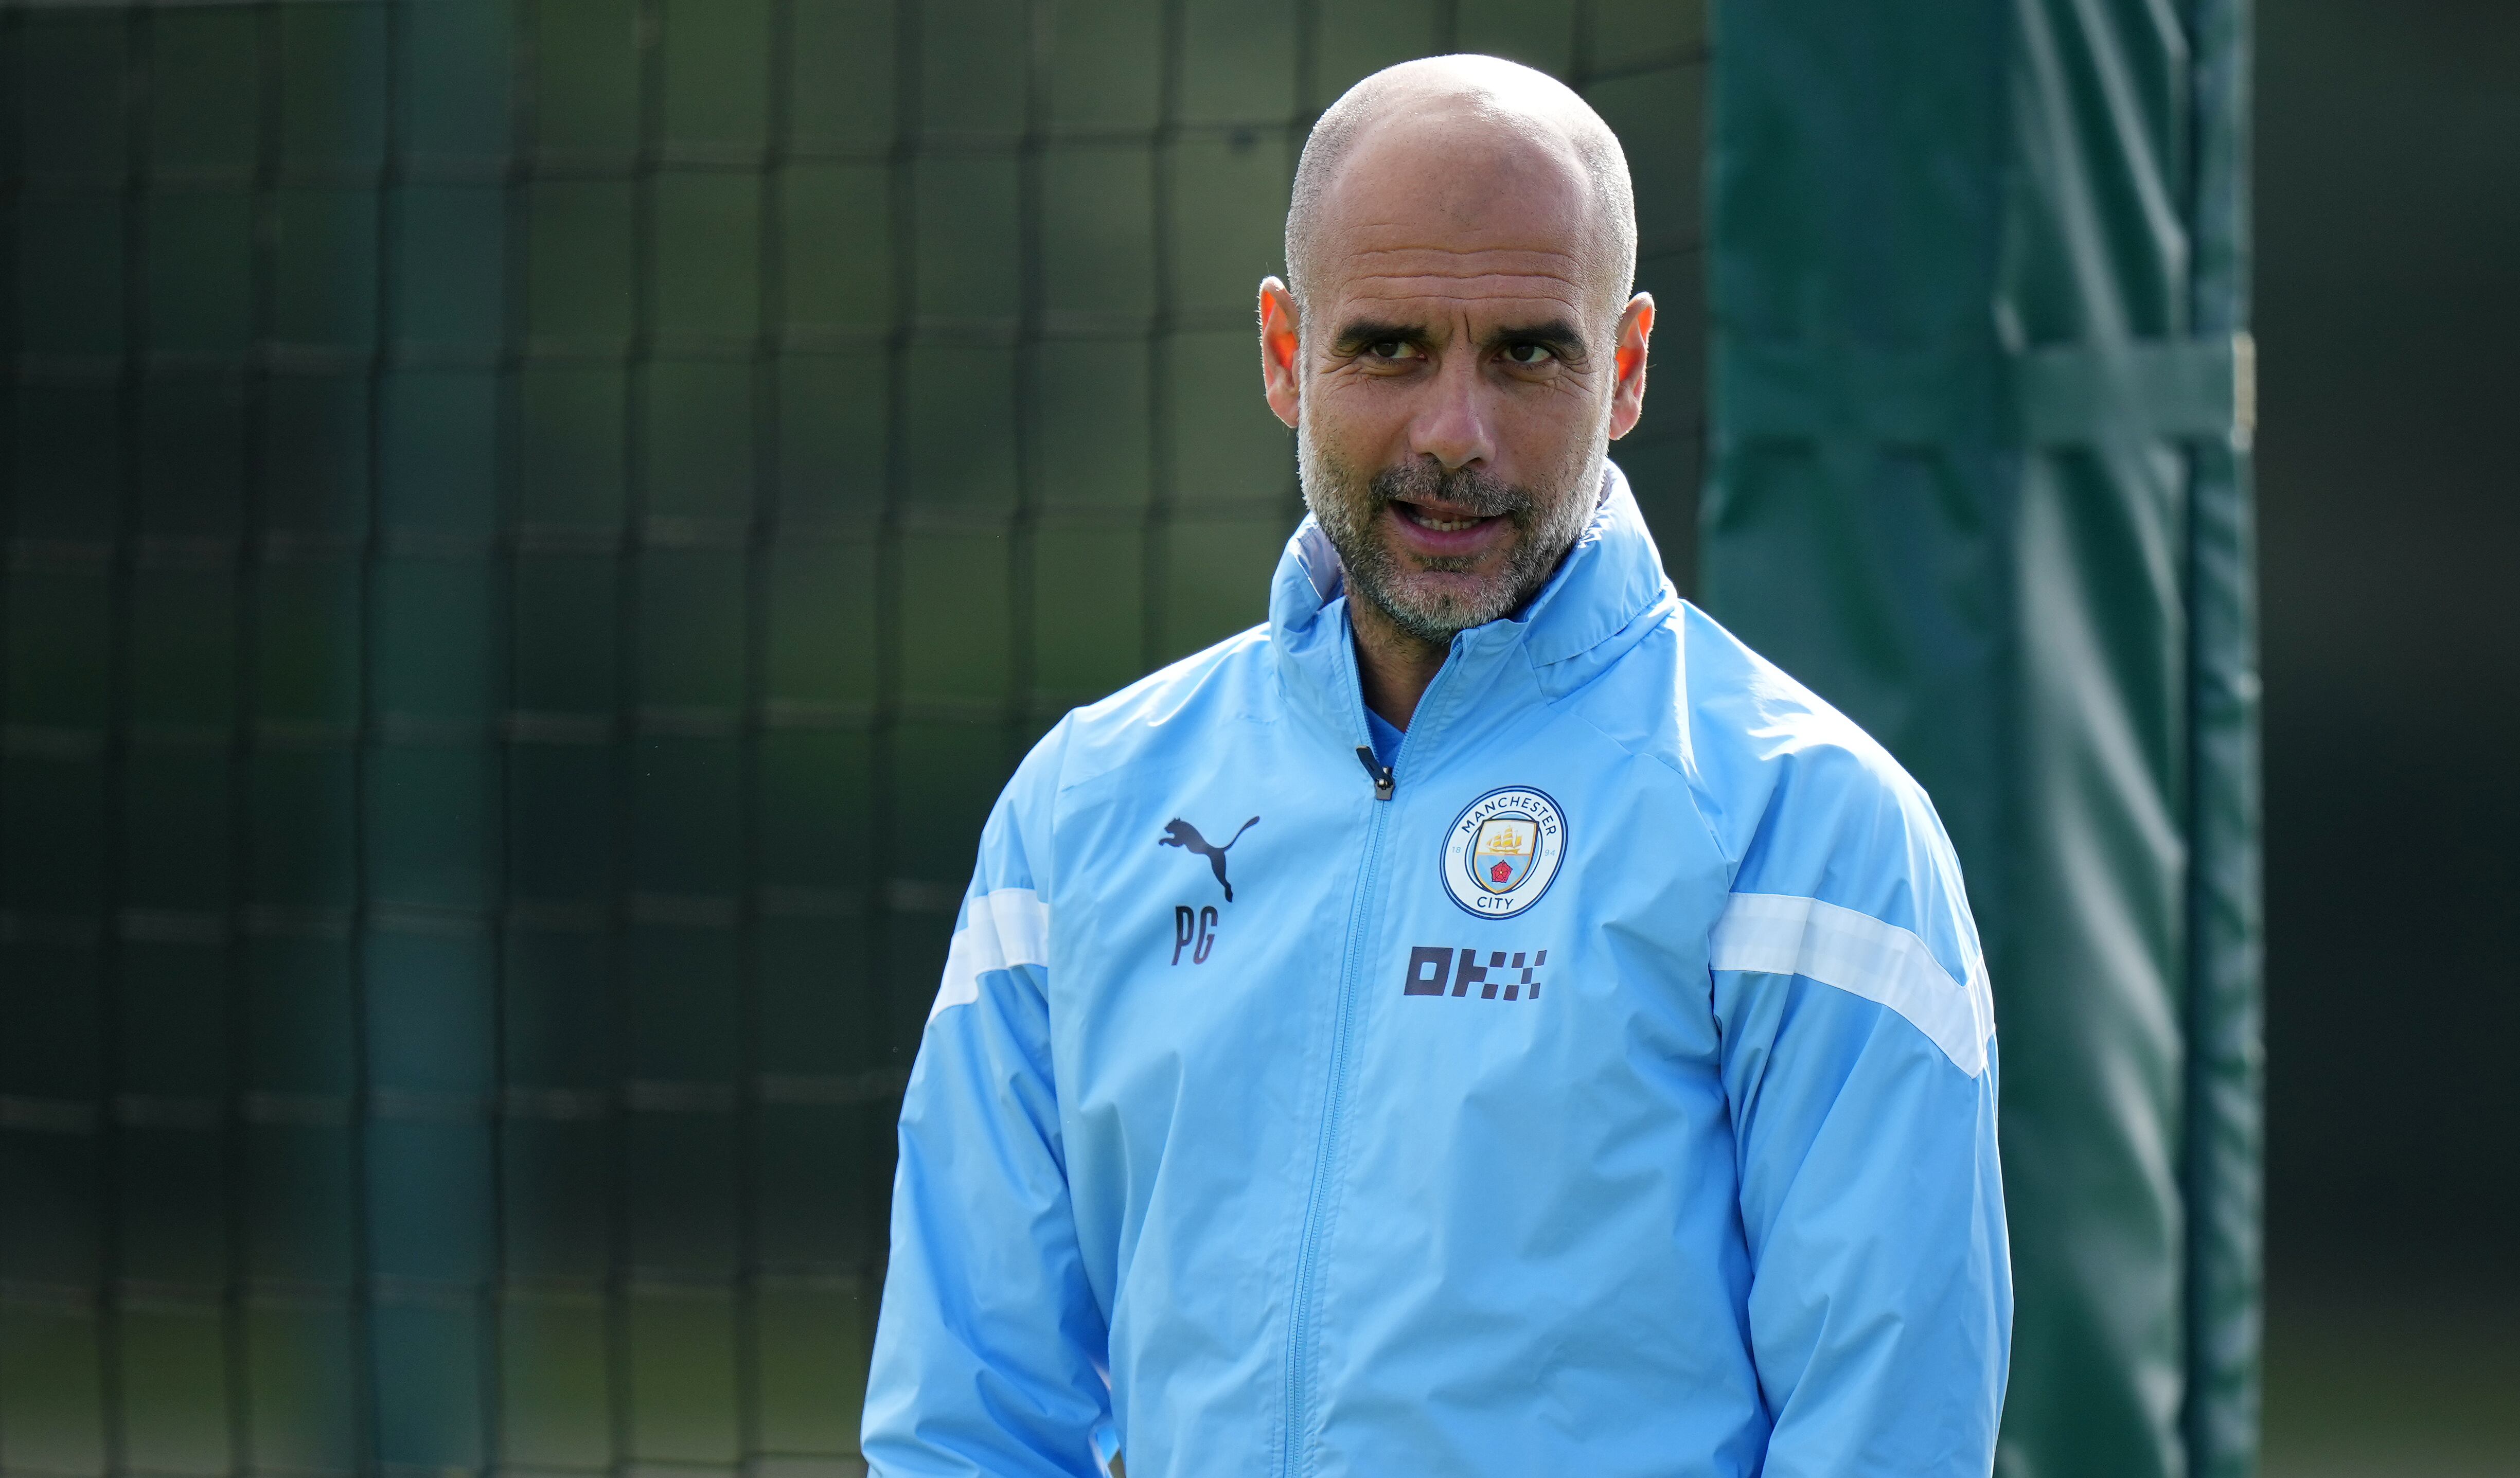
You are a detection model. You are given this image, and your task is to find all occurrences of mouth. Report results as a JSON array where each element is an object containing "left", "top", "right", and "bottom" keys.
[
  {"left": 1384, "top": 497, "right": 1514, "bottom": 560},
  {"left": 1398, "top": 503, "right": 1497, "bottom": 533}
]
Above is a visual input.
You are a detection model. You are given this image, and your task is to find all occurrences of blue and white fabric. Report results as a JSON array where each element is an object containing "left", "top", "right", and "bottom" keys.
[{"left": 863, "top": 464, "right": 2011, "bottom": 1477}]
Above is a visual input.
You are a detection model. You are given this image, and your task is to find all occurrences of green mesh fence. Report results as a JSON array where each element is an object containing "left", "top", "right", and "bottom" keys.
[{"left": 0, "top": 4, "right": 1705, "bottom": 1474}]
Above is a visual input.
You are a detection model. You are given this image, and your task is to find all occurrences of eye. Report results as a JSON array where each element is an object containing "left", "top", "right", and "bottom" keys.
[
  {"left": 1363, "top": 339, "right": 1422, "bottom": 361},
  {"left": 1503, "top": 342, "right": 1556, "bottom": 366}
]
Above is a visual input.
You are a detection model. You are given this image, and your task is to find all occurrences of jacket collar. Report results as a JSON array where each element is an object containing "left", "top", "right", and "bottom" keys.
[{"left": 1267, "top": 459, "right": 1675, "bottom": 724}]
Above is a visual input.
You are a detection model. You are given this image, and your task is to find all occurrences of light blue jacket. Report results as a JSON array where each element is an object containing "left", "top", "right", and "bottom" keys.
[{"left": 863, "top": 466, "right": 2010, "bottom": 1477}]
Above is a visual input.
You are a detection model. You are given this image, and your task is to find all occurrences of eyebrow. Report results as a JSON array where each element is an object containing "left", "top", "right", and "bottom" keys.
[
  {"left": 1492, "top": 318, "right": 1589, "bottom": 361},
  {"left": 1327, "top": 316, "right": 1591, "bottom": 360},
  {"left": 1329, "top": 318, "right": 1427, "bottom": 356}
]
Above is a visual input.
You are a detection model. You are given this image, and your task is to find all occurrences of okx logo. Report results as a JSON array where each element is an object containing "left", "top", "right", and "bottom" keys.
[
  {"left": 1157, "top": 816, "right": 1257, "bottom": 902},
  {"left": 1404, "top": 947, "right": 1548, "bottom": 1001}
]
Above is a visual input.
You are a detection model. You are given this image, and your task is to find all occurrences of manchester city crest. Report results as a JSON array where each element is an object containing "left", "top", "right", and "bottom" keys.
[{"left": 1440, "top": 786, "right": 1567, "bottom": 918}]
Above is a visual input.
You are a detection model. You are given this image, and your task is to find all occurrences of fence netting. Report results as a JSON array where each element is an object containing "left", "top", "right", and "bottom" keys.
[{"left": 0, "top": 2, "right": 1703, "bottom": 1473}]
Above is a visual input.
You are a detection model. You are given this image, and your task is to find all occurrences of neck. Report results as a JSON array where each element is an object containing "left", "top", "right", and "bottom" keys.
[{"left": 1348, "top": 591, "right": 1450, "bottom": 730}]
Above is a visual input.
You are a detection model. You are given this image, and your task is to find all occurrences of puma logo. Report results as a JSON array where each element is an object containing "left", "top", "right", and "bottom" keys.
[{"left": 1157, "top": 816, "right": 1259, "bottom": 902}]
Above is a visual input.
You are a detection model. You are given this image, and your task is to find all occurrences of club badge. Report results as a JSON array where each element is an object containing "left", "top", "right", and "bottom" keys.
[{"left": 1440, "top": 786, "right": 1566, "bottom": 918}]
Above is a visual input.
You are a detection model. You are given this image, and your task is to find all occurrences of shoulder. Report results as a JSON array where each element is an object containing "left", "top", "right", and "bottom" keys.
[
  {"left": 1669, "top": 602, "right": 1939, "bottom": 877},
  {"left": 1674, "top": 607, "right": 1994, "bottom": 1075},
  {"left": 1673, "top": 606, "right": 1985, "bottom": 1028},
  {"left": 1007, "top": 622, "right": 1277, "bottom": 810},
  {"left": 1557, "top": 601, "right": 1931, "bottom": 868}
]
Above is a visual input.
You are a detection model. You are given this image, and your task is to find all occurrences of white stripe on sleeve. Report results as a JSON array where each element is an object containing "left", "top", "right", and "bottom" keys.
[
  {"left": 929, "top": 887, "right": 1051, "bottom": 1021},
  {"left": 1710, "top": 892, "right": 1995, "bottom": 1077}
]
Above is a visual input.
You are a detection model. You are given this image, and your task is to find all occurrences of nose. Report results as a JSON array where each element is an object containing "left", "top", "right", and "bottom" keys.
[{"left": 1408, "top": 351, "right": 1494, "bottom": 473}]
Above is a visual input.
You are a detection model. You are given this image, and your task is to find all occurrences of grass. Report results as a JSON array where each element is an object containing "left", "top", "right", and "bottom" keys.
[{"left": 2261, "top": 1277, "right": 2520, "bottom": 1478}]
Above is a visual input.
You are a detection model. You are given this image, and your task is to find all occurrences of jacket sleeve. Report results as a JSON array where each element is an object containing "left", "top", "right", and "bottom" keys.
[
  {"left": 861, "top": 731, "right": 1111, "bottom": 1477},
  {"left": 1710, "top": 753, "right": 2012, "bottom": 1475}
]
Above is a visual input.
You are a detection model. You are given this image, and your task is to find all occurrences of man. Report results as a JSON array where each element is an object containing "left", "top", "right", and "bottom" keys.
[{"left": 863, "top": 56, "right": 2010, "bottom": 1477}]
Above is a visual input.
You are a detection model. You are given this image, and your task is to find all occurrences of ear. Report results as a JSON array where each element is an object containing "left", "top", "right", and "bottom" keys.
[
  {"left": 1258, "top": 277, "right": 1302, "bottom": 430},
  {"left": 1606, "top": 292, "right": 1654, "bottom": 441}
]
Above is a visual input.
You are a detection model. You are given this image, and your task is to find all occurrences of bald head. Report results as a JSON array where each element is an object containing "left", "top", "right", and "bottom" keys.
[
  {"left": 1255, "top": 56, "right": 1654, "bottom": 678},
  {"left": 1285, "top": 56, "right": 1637, "bottom": 324}
]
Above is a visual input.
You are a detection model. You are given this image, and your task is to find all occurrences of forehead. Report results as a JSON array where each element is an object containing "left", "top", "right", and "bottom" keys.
[
  {"left": 1309, "top": 114, "right": 1601, "bottom": 319},
  {"left": 1328, "top": 241, "right": 1590, "bottom": 323}
]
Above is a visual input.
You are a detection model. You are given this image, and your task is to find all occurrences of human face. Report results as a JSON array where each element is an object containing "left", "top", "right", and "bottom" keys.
[{"left": 1261, "top": 120, "right": 1652, "bottom": 643}]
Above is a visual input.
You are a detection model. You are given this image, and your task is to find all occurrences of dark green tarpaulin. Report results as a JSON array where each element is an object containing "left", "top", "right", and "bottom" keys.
[{"left": 1701, "top": 3, "right": 2261, "bottom": 1475}]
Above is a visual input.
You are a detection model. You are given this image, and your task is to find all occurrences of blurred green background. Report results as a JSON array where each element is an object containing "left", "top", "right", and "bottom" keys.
[
  {"left": 2252, "top": 3, "right": 2517, "bottom": 1474},
  {"left": 3, "top": 2, "right": 2513, "bottom": 1477},
  {"left": 0, "top": 4, "right": 1701, "bottom": 1475}
]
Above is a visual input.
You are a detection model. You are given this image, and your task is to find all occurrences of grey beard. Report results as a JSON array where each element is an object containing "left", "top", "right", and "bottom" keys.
[{"left": 1299, "top": 430, "right": 1602, "bottom": 645}]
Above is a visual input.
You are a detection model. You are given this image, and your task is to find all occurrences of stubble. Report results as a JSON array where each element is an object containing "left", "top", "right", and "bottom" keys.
[{"left": 1297, "top": 421, "right": 1603, "bottom": 645}]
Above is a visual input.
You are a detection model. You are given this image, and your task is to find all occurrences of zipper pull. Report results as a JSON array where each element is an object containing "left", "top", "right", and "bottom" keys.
[{"left": 1355, "top": 746, "right": 1395, "bottom": 801}]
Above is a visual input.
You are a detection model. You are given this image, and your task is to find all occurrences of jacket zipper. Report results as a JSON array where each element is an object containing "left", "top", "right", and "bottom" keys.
[
  {"left": 1279, "top": 636, "right": 1454, "bottom": 1478},
  {"left": 1355, "top": 745, "right": 1395, "bottom": 799}
]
